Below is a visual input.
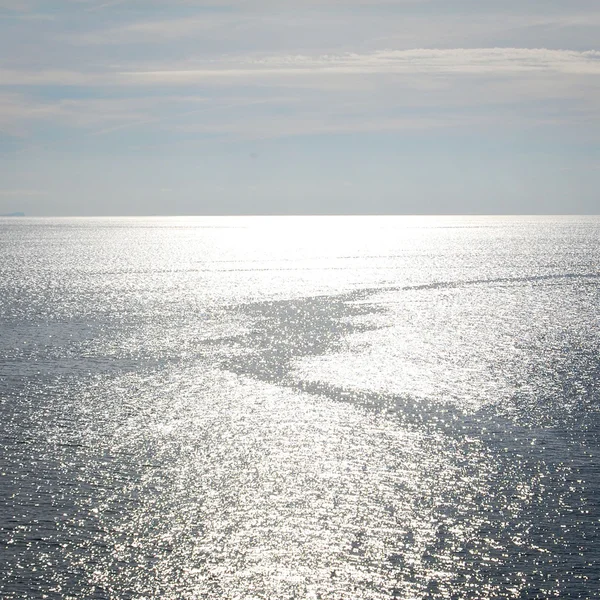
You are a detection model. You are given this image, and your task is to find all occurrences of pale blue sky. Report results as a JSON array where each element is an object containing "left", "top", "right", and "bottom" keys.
[{"left": 1, "top": 0, "right": 599, "bottom": 215}]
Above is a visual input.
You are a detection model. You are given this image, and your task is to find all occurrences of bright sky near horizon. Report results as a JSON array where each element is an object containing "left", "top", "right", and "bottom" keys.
[{"left": 0, "top": 0, "right": 599, "bottom": 215}]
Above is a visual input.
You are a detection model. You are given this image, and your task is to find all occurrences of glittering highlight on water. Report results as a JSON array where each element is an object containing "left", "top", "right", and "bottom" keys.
[{"left": 1, "top": 216, "right": 599, "bottom": 599}]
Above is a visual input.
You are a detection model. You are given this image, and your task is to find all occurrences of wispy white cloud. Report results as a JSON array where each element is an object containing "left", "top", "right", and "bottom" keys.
[
  {"left": 59, "top": 6, "right": 600, "bottom": 52},
  {"left": 2, "top": 48, "right": 599, "bottom": 88},
  {"left": 2, "top": 47, "right": 599, "bottom": 141},
  {"left": 160, "top": 99, "right": 600, "bottom": 141},
  {"left": 1, "top": 0, "right": 599, "bottom": 213},
  {"left": 119, "top": 48, "right": 600, "bottom": 82},
  {"left": 0, "top": 93, "right": 210, "bottom": 130},
  {"left": 0, "top": 69, "right": 107, "bottom": 86},
  {"left": 69, "top": 15, "right": 240, "bottom": 43},
  {"left": 0, "top": 90, "right": 310, "bottom": 141}
]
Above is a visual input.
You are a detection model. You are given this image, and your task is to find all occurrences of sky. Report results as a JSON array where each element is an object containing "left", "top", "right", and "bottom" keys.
[{"left": 0, "top": 0, "right": 599, "bottom": 215}]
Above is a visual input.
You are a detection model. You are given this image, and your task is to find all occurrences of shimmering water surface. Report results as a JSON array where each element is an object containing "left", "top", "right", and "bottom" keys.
[{"left": 1, "top": 216, "right": 599, "bottom": 599}]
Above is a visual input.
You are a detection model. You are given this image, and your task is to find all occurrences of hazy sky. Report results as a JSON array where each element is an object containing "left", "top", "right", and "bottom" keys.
[{"left": 1, "top": 0, "right": 599, "bottom": 215}]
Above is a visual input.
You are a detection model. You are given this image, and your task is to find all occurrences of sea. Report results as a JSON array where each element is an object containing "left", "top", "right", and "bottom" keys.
[{"left": 1, "top": 215, "right": 599, "bottom": 599}]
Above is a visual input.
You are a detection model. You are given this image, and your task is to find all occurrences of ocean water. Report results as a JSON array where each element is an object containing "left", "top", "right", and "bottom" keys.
[{"left": 0, "top": 215, "right": 599, "bottom": 599}]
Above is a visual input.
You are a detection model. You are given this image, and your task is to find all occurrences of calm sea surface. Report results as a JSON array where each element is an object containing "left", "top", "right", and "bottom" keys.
[{"left": 1, "top": 216, "right": 599, "bottom": 599}]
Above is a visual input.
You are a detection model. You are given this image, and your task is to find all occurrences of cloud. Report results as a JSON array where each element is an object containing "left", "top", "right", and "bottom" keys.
[
  {"left": 66, "top": 15, "right": 236, "bottom": 44},
  {"left": 2, "top": 47, "right": 599, "bottom": 141},
  {"left": 119, "top": 48, "right": 600, "bottom": 82},
  {"left": 0, "top": 69, "right": 108, "bottom": 86},
  {"left": 169, "top": 114, "right": 485, "bottom": 140},
  {"left": 2, "top": 48, "right": 599, "bottom": 88},
  {"left": 58, "top": 5, "right": 600, "bottom": 53},
  {"left": 1, "top": 46, "right": 599, "bottom": 143},
  {"left": 0, "top": 93, "right": 212, "bottom": 133}
]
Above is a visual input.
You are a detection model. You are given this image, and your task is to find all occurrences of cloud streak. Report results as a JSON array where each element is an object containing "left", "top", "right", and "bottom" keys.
[
  {"left": 2, "top": 47, "right": 599, "bottom": 142},
  {"left": 2, "top": 48, "right": 599, "bottom": 88},
  {"left": 121, "top": 48, "right": 600, "bottom": 82}
]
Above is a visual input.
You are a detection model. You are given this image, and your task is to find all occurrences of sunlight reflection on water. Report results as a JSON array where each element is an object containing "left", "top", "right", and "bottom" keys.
[{"left": 1, "top": 216, "right": 599, "bottom": 599}]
